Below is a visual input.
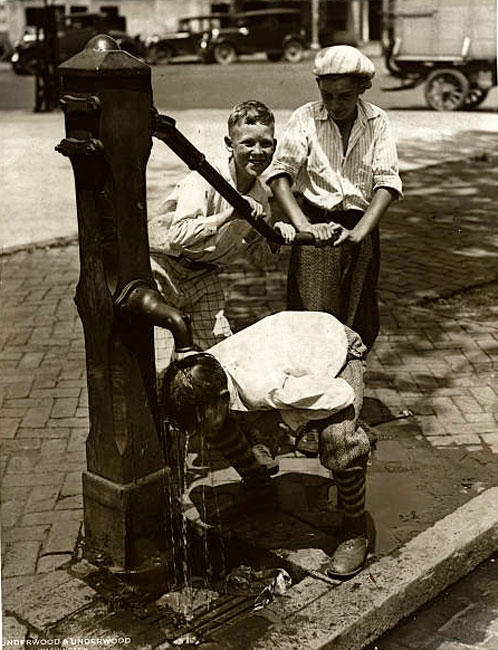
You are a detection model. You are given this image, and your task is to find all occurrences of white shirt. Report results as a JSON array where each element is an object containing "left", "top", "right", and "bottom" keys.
[
  {"left": 209, "top": 311, "right": 361, "bottom": 430},
  {"left": 266, "top": 98, "right": 403, "bottom": 211},
  {"left": 148, "top": 159, "right": 274, "bottom": 269}
]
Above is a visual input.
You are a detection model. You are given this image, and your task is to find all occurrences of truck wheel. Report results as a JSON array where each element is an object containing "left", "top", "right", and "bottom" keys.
[
  {"left": 282, "top": 40, "right": 304, "bottom": 63},
  {"left": 213, "top": 42, "right": 236, "bottom": 65},
  {"left": 424, "top": 69, "right": 469, "bottom": 111},
  {"left": 464, "top": 87, "right": 489, "bottom": 109}
]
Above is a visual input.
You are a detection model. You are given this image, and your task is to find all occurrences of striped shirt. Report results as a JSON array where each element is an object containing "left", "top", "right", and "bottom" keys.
[
  {"left": 267, "top": 98, "right": 402, "bottom": 211},
  {"left": 148, "top": 159, "right": 274, "bottom": 269}
]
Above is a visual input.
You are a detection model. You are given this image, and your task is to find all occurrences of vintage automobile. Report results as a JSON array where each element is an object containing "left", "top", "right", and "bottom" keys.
[
  {"left": 199, "top": 9, "right": 309, "bottom": 64},
  {"left": 144, "top": 14, "right": 233, "bottom": 64},
  {"left": 11, "top": 12, "right": 142, "bottom": 75},
  {"left": 384, "top": 0, "right": 497, "bottom": 110}
]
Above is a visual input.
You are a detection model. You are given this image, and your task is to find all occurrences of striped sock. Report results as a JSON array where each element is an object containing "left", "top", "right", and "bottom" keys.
[
  {"left": 333, "top": 466, "right": 367, "bottom": 538},
  {"left": 206, "top": 416, "right": 265, "bottom": 479}
]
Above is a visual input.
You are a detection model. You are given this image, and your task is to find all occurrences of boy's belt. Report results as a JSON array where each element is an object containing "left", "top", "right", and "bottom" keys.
[
  {"left": 174, "top": 255, "right": 216, "bottom": 271},
  {"left": 300, "top": 196, "right": 364, "bottom": 228}
]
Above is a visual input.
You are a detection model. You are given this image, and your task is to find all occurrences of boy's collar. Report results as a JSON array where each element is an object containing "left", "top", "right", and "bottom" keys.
[{"left": 315, "top": 98, "right": 379, "bottom": 122}]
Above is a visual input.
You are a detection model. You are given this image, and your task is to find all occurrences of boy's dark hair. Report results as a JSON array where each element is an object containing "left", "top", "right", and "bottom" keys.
[
  {"left": 318, "top": 73, "right": 372, "bottom": 94},
  {"left": 228, "top": 100, "right": 275, "bottom": 135},
  {"left": 160, "top": 353, "right": 228, "bottom": 431}
]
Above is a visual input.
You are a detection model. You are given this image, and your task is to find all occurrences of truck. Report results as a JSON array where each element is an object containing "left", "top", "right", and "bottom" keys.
[{"left": 383, "top": 0, "right": 497, "bottom": 110}]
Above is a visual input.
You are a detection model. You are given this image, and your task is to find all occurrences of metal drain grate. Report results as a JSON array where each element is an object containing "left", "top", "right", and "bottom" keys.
[{"left": 144, "top": 593, "right": 256, "bottom": 644}]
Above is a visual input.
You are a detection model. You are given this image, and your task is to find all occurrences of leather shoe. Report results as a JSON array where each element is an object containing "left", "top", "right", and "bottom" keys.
[
  {"left": 252, "top": 443, "right": 279, "bottom": 475},
  {"left": 326, "top": 536, "right": 368, "bottom": 580}
]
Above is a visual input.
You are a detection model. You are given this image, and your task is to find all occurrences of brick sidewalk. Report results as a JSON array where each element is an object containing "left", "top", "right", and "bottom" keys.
[
  {"left": 1, "top": 156, "right": 498, "bottom": 643},
  {"left": 1, "top": 248, "right": 85, "bottom": 597}
]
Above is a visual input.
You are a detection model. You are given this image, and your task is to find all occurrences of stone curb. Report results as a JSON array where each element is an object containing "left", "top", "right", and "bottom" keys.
[
  {"left": 224, "top": 486, "right": 498, "bottom": 650},
  {"left": 0, "top": 234, "right": 78, "bottom": 257}
]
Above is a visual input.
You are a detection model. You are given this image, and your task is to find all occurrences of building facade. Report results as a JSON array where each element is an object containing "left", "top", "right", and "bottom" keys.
[
  {"left": 5, "top": 0, "right": 383, "bottom": 53},
  {"left": 6, "top": 0, "right": 224, "bottom": 45}
]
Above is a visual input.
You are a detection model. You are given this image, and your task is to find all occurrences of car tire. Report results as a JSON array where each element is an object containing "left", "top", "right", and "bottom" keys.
[
  {"left": 424, "top": 68, "right": 470, "bottom": 111},
  {"left": 213, "top": 42, "right": 236, "bottom": 65},
  {"left": 148, "top": 45, "right": 173, "bottom": 65},
  {"left": 282, "top": 40, "right": 304, "bottom": 63}
]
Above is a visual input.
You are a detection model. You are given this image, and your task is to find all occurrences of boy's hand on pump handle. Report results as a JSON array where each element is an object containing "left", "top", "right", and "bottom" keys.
[
  {"left": 300, "top": 221, "right": 342, "bottom": 246},
  {"left": 331, "top": 225, "right": 362, "bottom": 247},
  {"left": 241, "top": 196, "right": 359, "bottom": 248},
  {"left": 274, "top": 221, "right": 296, "bottom": 244},
  {"left": 242, "top": 196, "right": 297, "bottom": 244},
  {"left": 243, "top": 195, "right": 266, "bottom": 221}
]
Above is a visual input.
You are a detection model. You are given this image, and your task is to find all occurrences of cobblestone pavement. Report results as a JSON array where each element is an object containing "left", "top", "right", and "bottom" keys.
[{"left": 1, "top": 156, "right": 498, "bottom": 645}]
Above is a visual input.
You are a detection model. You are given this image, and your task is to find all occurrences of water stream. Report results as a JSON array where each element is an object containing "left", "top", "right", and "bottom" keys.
[{"left": 164, "top": 420, "right": 229, "bottom": 623}]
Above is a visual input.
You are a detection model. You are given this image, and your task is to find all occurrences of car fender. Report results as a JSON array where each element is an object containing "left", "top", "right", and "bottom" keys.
[{"left": 282, "top": 33, "right": 307, "bottom": 48}]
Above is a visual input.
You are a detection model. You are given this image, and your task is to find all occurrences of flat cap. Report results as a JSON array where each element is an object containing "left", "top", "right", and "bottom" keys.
[{"left": 312, "top": 45, "right": 375, "bottom": 78}]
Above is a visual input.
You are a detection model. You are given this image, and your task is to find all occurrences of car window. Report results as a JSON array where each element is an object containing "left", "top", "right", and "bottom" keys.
[
  {"left": 235, "top": 12, "right": 300, "bottom": 30},
  {"left": 280, "top": 13, "right": 299, "bottom": 27},
  {"left": 180, "top": 16, "right": 226, "bottom": 33}
]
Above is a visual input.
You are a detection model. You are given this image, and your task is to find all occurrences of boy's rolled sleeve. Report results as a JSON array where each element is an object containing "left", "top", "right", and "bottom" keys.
[
  {"left": 266, "top": 110, "right": 308, "bottom": 187},
  {"left": 372, "top": 114, "right": 403, "bottom": 199},
  {"left": 151, "top": 175, "right": 233, "bottom": 256}
]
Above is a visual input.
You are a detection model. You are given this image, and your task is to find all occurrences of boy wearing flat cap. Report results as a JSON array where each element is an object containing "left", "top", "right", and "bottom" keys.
[{"left": 267, "top": 45, "right": 402, "bottom": 356}]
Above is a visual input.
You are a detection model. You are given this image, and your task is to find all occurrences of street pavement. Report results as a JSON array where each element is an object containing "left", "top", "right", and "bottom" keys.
[{"left": 1, "top": 102, "right": 498, "bottom": 648}]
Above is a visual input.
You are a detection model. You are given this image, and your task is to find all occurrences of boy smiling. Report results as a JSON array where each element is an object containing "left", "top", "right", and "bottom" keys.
[{"left": 148, "top": 100, "right": 294, "bottom": 352}]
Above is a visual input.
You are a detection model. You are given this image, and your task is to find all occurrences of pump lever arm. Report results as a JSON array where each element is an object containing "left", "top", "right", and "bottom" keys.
[{"left": 152, "top": 112, "right": 317, "bottom": 247}]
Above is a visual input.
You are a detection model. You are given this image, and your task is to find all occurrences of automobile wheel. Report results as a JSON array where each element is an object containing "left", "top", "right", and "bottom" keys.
[
  {"left": 266, "top": 52, "right": 282, "bottom": 62},
  {"left": 213, "top": 42, "right": 236, "bottom": 65},
  {"left": 424, "top": 69, "right": 470, "bottom": 111},
  {"left": 282, "top": 40, "right": 304, "bottom": 63},
  {"left": 464, "top": 87, "right": 489, "bottom": 109},
  {"left": 148, "top": 45, "right": 173, "bottom": 65}
]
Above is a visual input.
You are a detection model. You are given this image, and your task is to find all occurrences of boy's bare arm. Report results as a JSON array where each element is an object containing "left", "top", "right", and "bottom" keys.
[
  {"left": 270, "top": 176, "right": 309, "bottom": 229},
  {"left": 333, "top": 187, "right": 397, "bottom": 247}
]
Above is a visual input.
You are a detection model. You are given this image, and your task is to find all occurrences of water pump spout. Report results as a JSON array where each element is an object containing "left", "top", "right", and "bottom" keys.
[{"left": 116, "top": 280, "right": 193, "bottom": 352}]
